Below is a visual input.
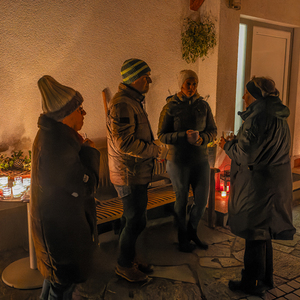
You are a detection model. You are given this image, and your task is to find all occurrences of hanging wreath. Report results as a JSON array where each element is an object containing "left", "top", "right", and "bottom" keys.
[{"left": 181, "top": 15, "right": 217, "bottom": 64}]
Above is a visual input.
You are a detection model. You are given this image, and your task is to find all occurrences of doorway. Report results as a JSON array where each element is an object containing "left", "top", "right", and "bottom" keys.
[{"left": 234, "top": 18, "right": 293, "bottom": 133}]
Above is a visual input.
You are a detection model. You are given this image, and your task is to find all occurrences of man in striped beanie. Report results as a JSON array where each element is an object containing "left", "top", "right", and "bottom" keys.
[{"left": 107, "top": 59, "right": 161, "bottom": 282}]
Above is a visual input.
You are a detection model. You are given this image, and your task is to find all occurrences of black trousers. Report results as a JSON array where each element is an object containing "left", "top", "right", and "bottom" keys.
[{"left": 243, "top": 239, "right": 273, "bottom": 285}]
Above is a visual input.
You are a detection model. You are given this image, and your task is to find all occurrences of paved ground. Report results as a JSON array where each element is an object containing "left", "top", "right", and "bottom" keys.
[{"left": 1, "top": 202, "right": 300, "bottom": 300}]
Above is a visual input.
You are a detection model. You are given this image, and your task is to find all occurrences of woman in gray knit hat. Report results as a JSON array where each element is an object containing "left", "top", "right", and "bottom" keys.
[
  {"left": 157, "top": 70, "right": 217, "bottom": 252},
  {"left": 31, "top": 75, "right": 100, "bottom": 300}
]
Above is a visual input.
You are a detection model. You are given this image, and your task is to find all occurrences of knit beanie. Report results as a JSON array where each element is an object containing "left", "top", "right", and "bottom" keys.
[
  {"left": 121, "top": 59, "right": 151, "bottom": 84},
  {"left": 178, "top": 70, "right": 198, "bottom": 89},
  {"left": 38, "top": 75, "right": 83, "bottom": 121}
]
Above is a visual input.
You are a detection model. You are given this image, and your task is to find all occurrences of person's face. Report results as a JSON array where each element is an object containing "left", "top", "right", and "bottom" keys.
[
  {"left": 131, "top": 72, "right": 152, "bottom": 94},
  {"left": 63, "top": 105, "right": 86, "bottom": 132},
  {"left": 243, "top": 88, "right": 256, "bottom": 108},
  {"left": 181, "top": 77, "right": 198, "bottom": 98}
]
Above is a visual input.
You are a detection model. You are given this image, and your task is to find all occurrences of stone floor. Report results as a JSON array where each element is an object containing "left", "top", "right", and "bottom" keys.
[{"left": 1, "top": 203, "right": 300, "bottom": 300}]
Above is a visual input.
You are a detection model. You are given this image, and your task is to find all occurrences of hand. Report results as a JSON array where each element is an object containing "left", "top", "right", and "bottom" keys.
[
  {"left": 219, "top": 136, "right": 226, "bottom": 150},
  {"left": 186, "top": 130, "right": 199, "bottom": 145},
  {"left": 83, "top": 138, "right": 96, "bottom": 148}
]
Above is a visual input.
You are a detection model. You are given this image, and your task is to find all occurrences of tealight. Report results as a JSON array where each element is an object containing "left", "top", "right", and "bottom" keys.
[
  {"left": 0, "top": 176, "right": 8, "bottom": 188},
  {"left": 221, "top": 191, "right": 227, "bottom": 198},
  {"left": 23, "top": 178, "right": 31, "bottom": 188},
  {"left": 3, "top": 187, "right": 12, "bottom": 199},
  {"left": 12, "top": 185, "right": 24, "bottom": 198},
  {"left": 14, "top": 176, "right": 23, "bottom": 186}
]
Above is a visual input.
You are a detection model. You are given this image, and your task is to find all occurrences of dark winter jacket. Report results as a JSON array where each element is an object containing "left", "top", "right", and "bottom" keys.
[
  {"left": 157, "top": 92, "right": 217, "bottom": 163},
  {"left": 30, "top": 115, "right": 100, "bottom": 285},
  {"left": 224, "top": 96, "right": 296, "bottom": 241},
  {"left": 107, "top": 83, "right": 160, "bottom": 186}
]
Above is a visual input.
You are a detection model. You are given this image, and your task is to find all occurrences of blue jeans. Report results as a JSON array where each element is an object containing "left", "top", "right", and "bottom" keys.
[
  {"left": 114, "top": 184, "right": 148, "bottom": 267},
  {"left": 167, "top": 159, "right": 210, "bottom": 231},
  {"left": 40, "top": 279, "right": 75, "bottom": 300}
]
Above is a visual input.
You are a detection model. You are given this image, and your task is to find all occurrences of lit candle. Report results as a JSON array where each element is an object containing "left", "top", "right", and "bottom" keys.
[
  {"left": 221, "top": 191, "right": 227, "bottom": 198},
  {"left": 14, "top": 176, "right": 23, "bottom": 186},
  {"left": 12, "top": 185, "right": 24, "bottom": 198},
  {"left": 23, "top": 178, "right": 31, "bottom": 188},
  {"left": 3, "top": 187, "right": 12, "bottom": 199},
  {"left": 0, "top": 176, "right": 8, "bottom": 188}
]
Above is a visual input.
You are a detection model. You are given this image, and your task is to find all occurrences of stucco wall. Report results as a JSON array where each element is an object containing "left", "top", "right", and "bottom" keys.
[
  {"left": 1, "top": 0, "right": 300, "bottom": 164},
  {"left": 0, "top": 0, "right": 202, "bottom": 153}
]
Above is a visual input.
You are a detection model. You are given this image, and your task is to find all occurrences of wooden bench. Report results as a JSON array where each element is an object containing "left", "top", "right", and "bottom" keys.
[{"left": 94, "top": 142, "right": 218, "bottom": 232}]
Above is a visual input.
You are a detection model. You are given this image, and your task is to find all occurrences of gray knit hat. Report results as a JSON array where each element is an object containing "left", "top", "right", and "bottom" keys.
[
  {"left": 121, "top": 59, "right": 151, "bottom": 84},
  {"left": 178, "top": 70, "right": 198, "bottom": 89},
  {"left": 38, "top": 75, "right": 83, "bottom": 121}
]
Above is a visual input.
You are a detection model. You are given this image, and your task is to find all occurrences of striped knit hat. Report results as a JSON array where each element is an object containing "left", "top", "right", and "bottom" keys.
[
  {"left": 38, "top": 75, "right": 83, "bottom": 121},
  {"left": 121, "top": 59, "right": 151, "bottom": 84}
]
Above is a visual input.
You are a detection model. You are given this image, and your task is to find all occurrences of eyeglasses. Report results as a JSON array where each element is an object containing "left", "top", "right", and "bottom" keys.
[{"left": 77, "top": 106, "right": 85, "bottom": 114}]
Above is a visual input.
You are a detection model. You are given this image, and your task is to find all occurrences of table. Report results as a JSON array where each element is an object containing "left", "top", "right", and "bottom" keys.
[{"left": 1, "top": 186, "right": 44, "bottom": 289}]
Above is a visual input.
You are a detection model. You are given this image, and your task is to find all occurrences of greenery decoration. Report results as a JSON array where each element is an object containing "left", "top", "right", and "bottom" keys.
[
  {"left": 0, "top": 150, "right": 31, "bottom": 172},
  {"left": 181, "top": 15, "right": 217, "bottom": 64}
]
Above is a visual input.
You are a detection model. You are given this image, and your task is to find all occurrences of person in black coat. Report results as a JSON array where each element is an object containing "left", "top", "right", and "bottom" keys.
[
  {"left": 219, "top": 76, "right": 296, "bottom": 296},
  {"left": 31, "top": 75, "right": 100, "bottom": 300}
]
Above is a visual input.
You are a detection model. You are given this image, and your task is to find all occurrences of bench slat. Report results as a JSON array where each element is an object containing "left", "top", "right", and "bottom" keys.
[{"left": 95, "top": 184, "right": 193, "bottom": 224}]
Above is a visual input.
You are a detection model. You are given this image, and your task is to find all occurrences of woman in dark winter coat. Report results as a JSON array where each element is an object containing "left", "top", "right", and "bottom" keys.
[
  {"left": 158, "top": 70, "right": 217, "bottom": 252},
  {"left": 219, "top": 76, "right": 296, "bottom": 296},
  {"left": 31, "top": 75, "right": 100, "bottom": 300}
]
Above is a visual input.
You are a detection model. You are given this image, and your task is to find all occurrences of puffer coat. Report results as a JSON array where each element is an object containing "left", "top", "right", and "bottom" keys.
[
  {"left": 30, "top": 114, "right": 100, "bottom": 285},
  {"left": 107, "top": 83, "right": 159, "bottom": 186},
  {"left": 157, "top": 92, "right": 217, "bottom": 163},
  {"left": 224, "top": 96, "right": 296, "bottom": 241}
]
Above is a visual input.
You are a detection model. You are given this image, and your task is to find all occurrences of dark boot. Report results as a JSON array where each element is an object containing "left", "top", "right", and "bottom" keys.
[
  {"left": 178, "top": 228, "right": 196, "bottom": 253},
  {"left": 263, "top": 239, "right": 274, "bottom": 289},
  {"left": 229, "top": 269, "right": 265, "bottom": 296},
  {"left": 187, "top": 222, "right": 208, "bottom": 250},
  {"left": 228, "top": 280, "right": 265, "bottom": 296}
]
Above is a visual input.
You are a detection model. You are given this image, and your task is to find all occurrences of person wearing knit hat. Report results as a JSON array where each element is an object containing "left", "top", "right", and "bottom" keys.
[
  {"left": 219, "top": 77, "right": 295, "bottom": 296},
  {"left": 31, "top": 75, "right": 100, "bottom": 300},
  {"left": 107, "top": 59, "right": 161, "bottom": 283},
  {"left": 158, "top": 70, "right": 217, "bottom": 253}
]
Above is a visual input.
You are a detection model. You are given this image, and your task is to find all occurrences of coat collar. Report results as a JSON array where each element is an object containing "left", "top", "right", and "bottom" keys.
[
  {"left": 118, "top": 83, "right": 145, "bottom": 103},
  {"left": 238, "top": 96, "right": 289, "bottom": 121},
  {"left": 38, "top": 114, "right": 83, "bottom": 144},
  {"left": 176, "top": 91, "right": 201, "bottom": 103}
]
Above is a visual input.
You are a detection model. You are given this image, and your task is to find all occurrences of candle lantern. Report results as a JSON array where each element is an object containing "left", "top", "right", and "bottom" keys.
[
  {"left": 0, "top": 176, "right": 9, "bottom": 188},
  {"left": 12, "top": 185, "right": 24, "bottom": 198},
  {"left": 3, "top": 187, "right": 12, "bottom": 199},
  {"left": 220, "top": 167, "right": 230, "bottom": 195},
  {"left": 221, "top": 191, "right": 227, "bottom": 198},
  {"left": 14, "top": 176, "right": 23, "bottom": 186},
  {"left": 23, "top": 178, "right": 31, "bottom": 188}
]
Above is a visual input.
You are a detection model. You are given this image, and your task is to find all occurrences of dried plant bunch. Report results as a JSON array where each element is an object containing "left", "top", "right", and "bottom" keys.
[{"left": 181, "top": 15, "right": 217, "bottom": 64}]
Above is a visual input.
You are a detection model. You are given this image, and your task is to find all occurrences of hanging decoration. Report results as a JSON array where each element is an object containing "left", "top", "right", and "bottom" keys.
[{"left": 181, "top": 14, "right": 217, "bottom": 64}]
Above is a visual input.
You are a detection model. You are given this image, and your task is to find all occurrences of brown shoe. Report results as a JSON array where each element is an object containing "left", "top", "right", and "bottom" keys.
[{"left": 115, "top": 264, "right": 148, "bottom": 282}]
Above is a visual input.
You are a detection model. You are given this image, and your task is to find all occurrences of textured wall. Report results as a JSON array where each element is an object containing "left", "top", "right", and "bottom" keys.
[
  {"left": 0, "top": 0, "right": 201, "bottom": 152},
  {"left": 1, "top": 0, "right": 300, "bottom": 162}
]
